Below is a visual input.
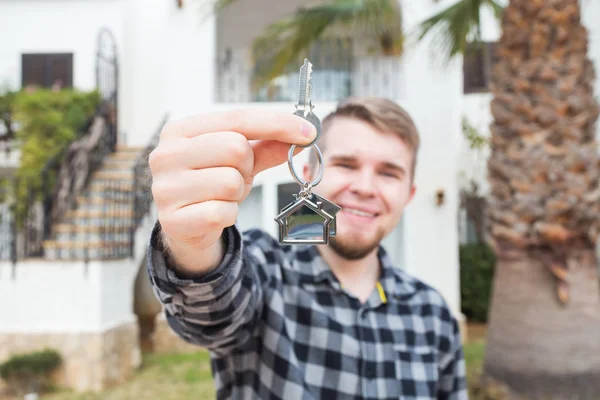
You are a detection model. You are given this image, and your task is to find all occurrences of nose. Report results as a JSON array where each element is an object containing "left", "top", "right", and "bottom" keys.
[{"left": 349, "top": 168, "right": 377, "bottom": 197}]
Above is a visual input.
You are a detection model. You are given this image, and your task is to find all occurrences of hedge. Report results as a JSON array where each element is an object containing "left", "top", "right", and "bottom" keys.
[{"left": 460, "top": 242, "right": 496, "bottom": 323}]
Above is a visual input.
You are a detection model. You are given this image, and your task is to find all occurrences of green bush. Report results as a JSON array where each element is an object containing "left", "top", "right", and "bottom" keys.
[
  {"left": 0, "top": 348, "right": 62, "bottom": 395},
  {"left": 460, "top": 242, "right": 496, "bottom": 323},
  {"left": 0, "top": 88, "right": 100, "bottom": 226},
  {"left": 0, "top": 87, "right": 17, "bottom": 138},
  {"left": 13, "top": 88, "right": 100, "bottom": 183}
]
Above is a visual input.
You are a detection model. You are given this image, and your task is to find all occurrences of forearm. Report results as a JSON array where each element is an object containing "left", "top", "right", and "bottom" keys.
[{"left": 147, "top": 222, "right": 264, "bottom": 355}]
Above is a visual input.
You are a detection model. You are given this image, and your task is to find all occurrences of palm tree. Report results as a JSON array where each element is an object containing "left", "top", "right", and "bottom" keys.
[
  {"left": 478, "top": 1, "right": 600, "bottom": 398},
  {"left": 211, "top": 0, "right": 600, "bottom": 398}
]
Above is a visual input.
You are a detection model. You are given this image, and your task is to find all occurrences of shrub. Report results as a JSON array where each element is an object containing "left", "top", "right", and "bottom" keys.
[
  {"left": 0, "top": 88, "right": 100, "bottom": 227},
  {"left": 460, "top": 242, "right": 496, "bottom": 323},
  {"left": 0, "top": 348, "right": 62, "bottom": 395},
  {"left": 0, "top": 87, "right": 17, "bottom": 139},
  {"left": 13, "top": 88, "right": 100, "bottom": 182}
]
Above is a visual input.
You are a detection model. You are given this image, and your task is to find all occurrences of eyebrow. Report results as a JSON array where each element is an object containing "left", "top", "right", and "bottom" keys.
[{"left": 329, "top": 155, "right": 406, "bottom": 175}]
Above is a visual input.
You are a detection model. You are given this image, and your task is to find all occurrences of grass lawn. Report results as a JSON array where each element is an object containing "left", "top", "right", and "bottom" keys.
[
  {"left": 41, "top": 329, "right": 487, "bottom": 400},
  {"left": 43, "top": 352, "right": 217, "bottom": 400}
]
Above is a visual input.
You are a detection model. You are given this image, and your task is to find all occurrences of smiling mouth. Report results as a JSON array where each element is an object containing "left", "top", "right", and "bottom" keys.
[{"left": 343, "top": 208, "right": 378, "bottom": 218}]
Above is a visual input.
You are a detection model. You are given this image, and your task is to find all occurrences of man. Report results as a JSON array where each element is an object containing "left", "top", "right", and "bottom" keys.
[{"left": 147, "top": 96, "right": 467, "bottom": 399}]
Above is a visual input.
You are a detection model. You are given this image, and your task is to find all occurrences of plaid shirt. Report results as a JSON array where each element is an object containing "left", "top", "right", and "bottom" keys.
[{"left": 147, "top": 222, "right": 468, "bottom": 400}]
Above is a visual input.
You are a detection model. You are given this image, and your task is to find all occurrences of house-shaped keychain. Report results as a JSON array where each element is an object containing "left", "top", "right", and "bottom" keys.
[{"left": 275, "top": 194, "right": 340, "bottom": 244}]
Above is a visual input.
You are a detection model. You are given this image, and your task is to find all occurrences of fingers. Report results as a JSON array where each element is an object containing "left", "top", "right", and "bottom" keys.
[
  {"left": 149, "top": 131, "right": 254, "bottom": 178},
  {"left": 160, "top": 109, "right": 317, "bottom": 145},
  {"left": 152, "top": 167, "right": 247, "bottom": 210},
  {"left": 251, "top": 140, "right": 306, "bottom": 176},
  {"left": 158, "top": 200, "right": 239, "bottom": 245}
]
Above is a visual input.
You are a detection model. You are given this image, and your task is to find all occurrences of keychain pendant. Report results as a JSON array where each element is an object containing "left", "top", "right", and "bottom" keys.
[{"left": 275, "top": 186, "right": 341, "bottom": 245}]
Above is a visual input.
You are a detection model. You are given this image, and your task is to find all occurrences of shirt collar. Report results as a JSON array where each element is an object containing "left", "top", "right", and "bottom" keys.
[{"left": 291, "top": 243, "right": 418, "bottom": 300}]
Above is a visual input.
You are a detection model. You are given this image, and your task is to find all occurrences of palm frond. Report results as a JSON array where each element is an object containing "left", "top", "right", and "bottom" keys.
[
  {"left": 250, "top": 0, "right": 403, "bottom": 89},
  {"left": 414, "top": 0, "right": 504, "bottom": 63}
]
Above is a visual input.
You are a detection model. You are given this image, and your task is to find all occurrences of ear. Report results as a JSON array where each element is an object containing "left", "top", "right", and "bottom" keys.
[{"left": 407, "top": 184, "right": 417, "bottom": 204}]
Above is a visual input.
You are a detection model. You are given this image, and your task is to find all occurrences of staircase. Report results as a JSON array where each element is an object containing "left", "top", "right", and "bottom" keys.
[{"left": 43, "top": 146, "right": 144, "bottom": 260}]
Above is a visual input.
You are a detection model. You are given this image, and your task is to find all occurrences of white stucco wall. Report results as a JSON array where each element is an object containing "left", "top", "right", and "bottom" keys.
[
  {"left": 119, "top": 0, "right": 169, "bottom": 147},
  {"left": 0, "top": 0, "right": 129, "bottom": 143},
  {"left": 0, "top": 0, "right": 215, "bottom": 148},
  {"left": 0, "top": 203, "right": 155, "bottom": 333},
  {"left": 0, "top": 0, "right": 125, "bottom": 92},
  {"left": 164, "top": 4, "right": 217, "bottom": 120},
  {"left": 0, "top": 259, "right": 136, "bottom": 332}
]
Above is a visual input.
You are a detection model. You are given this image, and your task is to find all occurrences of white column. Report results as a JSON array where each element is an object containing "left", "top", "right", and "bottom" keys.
[
  {"left": 262, "top": 181, "right": 279, "bottom": 239},
  {"left": 120, "top": 0, "right": 168, "bottom": 147},
  {"left": 164, "top": 2, "right": 217, "bottom": 120},
  {"left": 395, "top": 0, "right": 463, "bottom": 317}
]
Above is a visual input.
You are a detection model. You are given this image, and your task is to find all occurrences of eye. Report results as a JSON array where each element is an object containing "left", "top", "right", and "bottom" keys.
[
  {"left": 380, "top": 170, "right": 401, "bottom": 179},
  {"left": 335, "top": 163, "right": 355, "bottom": 169}
]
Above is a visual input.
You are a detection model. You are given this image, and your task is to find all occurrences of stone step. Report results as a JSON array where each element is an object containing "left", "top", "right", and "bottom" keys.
[
  {"left": 75, "top": 200, "right": 133, "bottom": 213},
  {"left": 100, "top": 158, "right": 138, "bottom": 171},
  {"left": 44, "top": 240, "right": 131, "bottom": 260},
  {"left": 53, "top": 223, "right": 131, "bottom": 233},
  {"left": 52, "top": 230, "right": 131, "bottom": 243},
  {"left": 66, "top": 208, "right": 136, "bottom": 219},
  {"left": 87, "top": 181, "right": 135, "bottom": 193},
  {"left": 107, "top": 151, "right": 140, "bottom": 161},
  {"left": 116, "top": 146, "right": 145, "bottom": 152},
  {"left": 77, "top": 195, "right": 132, "bottom": 205},
  {"left": 66, "top": 216, "right": 136, "bottom": 228},
  {"left": 93, "top": 170, "right": 135, "bottom": 181}
]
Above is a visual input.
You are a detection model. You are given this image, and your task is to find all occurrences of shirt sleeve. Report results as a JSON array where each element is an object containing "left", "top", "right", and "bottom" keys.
[
  {"left": 437, "top": 313, "right": 468, "bottom": 400},
  {"left": 146, "top": 221, "right": 272, "bottom": 356}
]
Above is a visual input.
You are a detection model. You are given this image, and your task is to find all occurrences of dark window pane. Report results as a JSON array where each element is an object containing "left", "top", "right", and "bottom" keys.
[
  {"left": 463, "top": 44, "right": 486, "bottom": 93},
  {"left": 463, "top": 41, "right": 497, "bottom": 94},
  {"left": 21, "top": 54, "right": 46, "bottom": 87},
  {"left": 47, "top": 54, "right": 73, "bottom": 88},
  {"left": 278, "top": 183, "right": 298, "bottom": 211},
  {"left": 21, "top": 53, "right": 73, "bottom": 89}
]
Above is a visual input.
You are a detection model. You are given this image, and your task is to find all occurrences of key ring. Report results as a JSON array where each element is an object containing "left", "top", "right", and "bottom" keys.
[{"left": 287, "top": 143, "right": 324, "bottom": 187}]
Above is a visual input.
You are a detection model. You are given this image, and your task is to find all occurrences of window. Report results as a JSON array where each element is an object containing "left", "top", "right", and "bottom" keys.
[
  {"left": 463, "top": 42, "right": 497, "bottom": 94},
  {"left": 21, "top": 53, "right": 73, "bottom": 89},
  {"left": 277, "top": 183, "right": 298, "bottom": 211},
  {"left": 251, "top": 37, "right": 353, "bottom": 102}
]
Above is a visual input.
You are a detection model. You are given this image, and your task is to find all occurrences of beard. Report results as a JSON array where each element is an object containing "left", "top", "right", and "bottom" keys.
[{"left": 328, "top": 227, "right": 387, "bottom": 260}]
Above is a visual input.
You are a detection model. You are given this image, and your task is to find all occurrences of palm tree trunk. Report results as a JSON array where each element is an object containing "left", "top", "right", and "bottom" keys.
[
  {"left": 484, "top": 250, "right": 600, "bottom": 399},
  {"left": 485, "top": 0, "right": 600, "bottom": 397}
]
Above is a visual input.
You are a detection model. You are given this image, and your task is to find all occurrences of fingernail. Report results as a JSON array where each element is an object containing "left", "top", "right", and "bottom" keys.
[{"left": 301, "top": 122, "right": 316, "bottom": 139}]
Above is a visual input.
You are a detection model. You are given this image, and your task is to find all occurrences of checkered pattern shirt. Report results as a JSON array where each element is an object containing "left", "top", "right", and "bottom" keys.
[{"left": 147, "top": 222, "right": 468, "bottom": 400}]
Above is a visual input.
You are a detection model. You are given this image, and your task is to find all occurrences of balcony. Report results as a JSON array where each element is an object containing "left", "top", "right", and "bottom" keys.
[{"left": 215, "top": 52, "right": 404, "bottom": 104}]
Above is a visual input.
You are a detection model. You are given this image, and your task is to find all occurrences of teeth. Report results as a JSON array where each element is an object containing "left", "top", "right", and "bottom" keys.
[{"left": 345, "top": 208, "right": 376, "bottom": 218}]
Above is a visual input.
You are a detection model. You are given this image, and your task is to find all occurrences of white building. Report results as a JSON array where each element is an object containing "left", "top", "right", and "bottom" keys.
[{"left": 1, "top": 0, "right": 599, "bottom": 393}]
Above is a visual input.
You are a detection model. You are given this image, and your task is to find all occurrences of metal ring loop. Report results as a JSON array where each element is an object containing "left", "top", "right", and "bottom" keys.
[{"left": 288, "top": 143, "right": 324, "bottom": 187}]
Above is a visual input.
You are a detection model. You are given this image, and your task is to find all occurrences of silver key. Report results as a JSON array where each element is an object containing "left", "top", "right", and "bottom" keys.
[
  {"left": 293, "top": 58, "right": 322, "bottom": 146},
  {"left": 274, "top": 58, "right": 341, "bottom": 245}
]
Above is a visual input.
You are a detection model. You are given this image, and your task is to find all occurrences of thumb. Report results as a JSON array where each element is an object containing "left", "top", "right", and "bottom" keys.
[{"left": 251, "top": 140, "right": 307, "bottom": 176}]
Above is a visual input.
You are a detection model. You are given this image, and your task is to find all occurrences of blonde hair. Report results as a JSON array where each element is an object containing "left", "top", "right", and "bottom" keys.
[{"left": 308, "top": 96, "right": 420, "bottom": 180}]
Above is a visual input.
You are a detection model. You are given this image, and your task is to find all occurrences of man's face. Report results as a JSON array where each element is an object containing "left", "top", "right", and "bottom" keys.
[{"left": 303, "top": 116, "right": 416, "bottom": 260}]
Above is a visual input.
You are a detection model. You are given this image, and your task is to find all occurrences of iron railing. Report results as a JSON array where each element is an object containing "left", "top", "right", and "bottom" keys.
[
  {"left": 216, "top": 50, "right": 404, "bottom": 102},
  {"left": 0, "top": 99, "right": 117, "bottom": 262},
  {"left": 129, "top": 115, "right": 168, "bottom": 256}
]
